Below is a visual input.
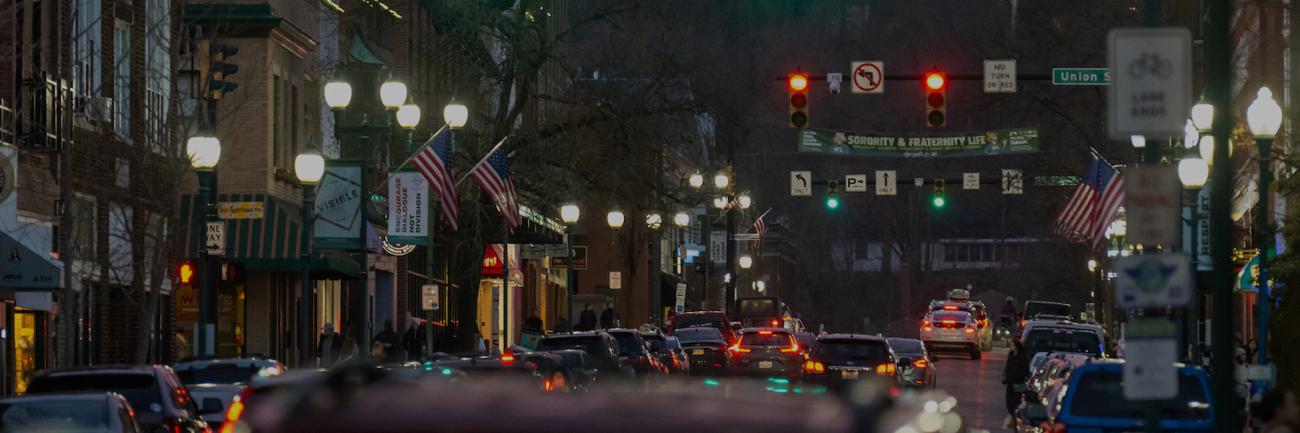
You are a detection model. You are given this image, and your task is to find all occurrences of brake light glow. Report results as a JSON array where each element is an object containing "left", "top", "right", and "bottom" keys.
[
  {"left": 771, "top": 320, "right": 780, "bottom": 327},
  {"left": 780, "top": 338, "right": 800, "bottom": 353},
  {"left": 758, "top": 330, "right": 773, "bottom": 335},
  {"left": 728, "top": 344, "right": 750, "bottom": 354},
  {"left": 978, "top": 319, "right": 987, "bottom": 328},
  {"left": 942, "top": 320, "right": 956, "bottom": 325},
  {"left": 913, "top": 359, "right": 929, "bottom": 368},
  {"left": 217, "top": 397, "right": 245, "bottom": 433},
  {"left": 943, "top": 305, "right": 958, "bottom": 310},
  {"left": 875, "top": 362, "right": 896, "bottom": 375},
  {"left": 1049, "top": 420, "right": 1067, "bottom": 433},
  {"left": 923, "top": 326, "right": 933, "bottom": 332},
  {"left": 501, "top": 352, "right": 516, "bottom": 364},
  {"left": 543, "top": 379, "right": 555, "bottom": 392},
  {"left": 803, "top": 360, "right": 826, "bottom": 374},
  {"left": 965, "top": 326, "right": 976, "bottom": 334}
]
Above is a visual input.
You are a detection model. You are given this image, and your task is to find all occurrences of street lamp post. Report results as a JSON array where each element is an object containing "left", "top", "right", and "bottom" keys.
[
  {"left": 187, "top": 131, "right": 221, "bottom": 357},
  {"left": 1179, "top": 153, "right": 1208, "bottom": 361},
  {"left": 607, "top": 210, "right": 625, "bottom": 324},
  {"left": 294, "top": 149, "right": 325, "bottom": 367},
  {"left": 646, "top": 213, "right": 663, "bottom": 324},
  {"left": 561, "top": 204, "right": 580, "bottom": 326},
  {"left": 1247, "top": 86, "right": 1282, "bottom": 366},
  {"left": 1206, "top": 0, "right": 1239, "bottom": 427},
  {"left": 433, "top": 100, "right": 466, "bottom": 355}
]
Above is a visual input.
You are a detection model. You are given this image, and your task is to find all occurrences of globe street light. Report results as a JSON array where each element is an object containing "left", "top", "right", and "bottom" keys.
[
  {"left": 1130, "top": 135, "right": 1146, "bottom": 149},
  {"left": 560, "top": 204, "right": 580, "bottom": 224},
  {"left": 1192, "top": 101, "right": 1214, "bottom": 132},
  {"left": 324, "top": 80, "right": 353, "bottom": 110},
  {"left": 713, "top": 173, "right": 730, "bottom": 190},
  {"left": 1199, "top": 135, "right": 1216, "bottom": 165},
  {"left": 559, "top": 203, "right": 580, "bottom": 326},
  {"left": 688, "top": 173, "right": 704, "bottom": 189},
  {"left": 1246, "top": 85, "right": 1282, "bottom": 365},
  {"left": 1087, "top": 259, "right": 1098, "bottom": 272},
  {"left": 1178, "top": 157, "right": 1209, "bottom": 188},
  {"left": 1184, "top": 119, "right": 1200, "bottom": 149},
  {"left": 396, "top": 103, "right": 422, "bottom": 129},
  {"left": 443, "top": 100, "right": 469, "bottom": 129},
  {"left": 646, "top": 213, "right": 663, "bottom": 230},
  {"left": 606, "top": 210, "right": 625, "bottom": 230},
  {"left": 712, "top": 197, "right": 728, "bottom": 209},
  {"left": 294, "top": 147, "right": 325, "bottom": 366},
  {"left": 673, "top": 212, "right": 690, "bottom": 228},
  {"left": 739, "top": 255, "right": 753, "bottom": 269},
  {"left": 737, "top": 194, "right": 752, "bottom": 210},
  {"left": 187, "top": 130, "right": 221, "bottom": 358},
  {"left": 187, "top": 133, "right": 221, "bottom": 170},
  {"left": 379, "top": 79, "right": 408, "bottom": 109}
]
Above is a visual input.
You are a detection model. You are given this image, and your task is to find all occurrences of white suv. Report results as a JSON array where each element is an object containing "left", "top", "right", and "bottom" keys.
[
  {"left": 920, "top": 310, "right": 982, "bottom": 359},
  {"left": 1019, "top": 319, "right": 1105, "bottom": 358}
]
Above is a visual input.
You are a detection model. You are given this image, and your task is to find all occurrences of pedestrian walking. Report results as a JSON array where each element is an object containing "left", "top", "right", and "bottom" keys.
[
  {"left": 577, "top": 304, "right": 598, "bottom": 331},
  {"left": 599, "top": 305, "right": 615, "bottom": 329},
  {"left": 318, "top": 323, "right": 341, "bottom": 366},
  {"left": 373, "top": 320, "right": 403, "bottom": 362},
  {"left": 524, "top": 309, "right": 544, "bottom": 332},
  {"left": 1002, "top": 339, "right": 1030, "bottom": 428}
]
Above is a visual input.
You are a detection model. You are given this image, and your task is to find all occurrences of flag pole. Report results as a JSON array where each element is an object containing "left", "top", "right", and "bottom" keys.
[
  {"left": 391, "top": 125, "right": 448, "bottom": 174},
  {"left": 456, "top": 136, "right": 510, "bottom": 186}
]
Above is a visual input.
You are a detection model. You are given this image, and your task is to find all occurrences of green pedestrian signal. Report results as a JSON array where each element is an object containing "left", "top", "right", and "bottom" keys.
[
  {"left": 826, "top": 196, "right": 840, "bottom": 209},
  {"left": 932, "top": 179, "right": 946, "bottom": 208},
  {"left": 932, "top": 196, "right": 946, "bottom": 208},
  {"left": 826, "top": 180, "right": 840, "bottom": 210}
]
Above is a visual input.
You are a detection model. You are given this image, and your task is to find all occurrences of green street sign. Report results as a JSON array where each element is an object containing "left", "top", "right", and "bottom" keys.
[
  {"left": 1033, "top": 176, "right": 1081, "bottom": 186},
  {"left": 1052, "top": 68, "right": 1111, "bottom": 85}
]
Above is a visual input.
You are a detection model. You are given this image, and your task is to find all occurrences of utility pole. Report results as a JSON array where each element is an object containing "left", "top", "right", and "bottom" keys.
[{"left": 1206, "top": 0, "right": 1241, "bottom": 429}]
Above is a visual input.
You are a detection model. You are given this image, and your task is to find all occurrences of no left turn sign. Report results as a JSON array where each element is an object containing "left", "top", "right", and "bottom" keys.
[{"left": 851, "top": 61, "right": 884, "bottom": 94}]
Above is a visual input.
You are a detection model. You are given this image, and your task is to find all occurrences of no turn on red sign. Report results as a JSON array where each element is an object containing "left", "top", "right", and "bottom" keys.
[{"left": 851, "top": 61, "right": 883, "bottom": 94}]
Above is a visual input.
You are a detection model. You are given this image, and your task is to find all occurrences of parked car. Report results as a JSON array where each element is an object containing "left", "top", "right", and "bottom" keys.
[
  {"left": 435, "top": 351, "right": 572, "bottom": 392},
  {"left": 641, "top": 332, "right": 687, "bottom": 374},
  {"left": 886, "top": 337, "right": 937, "bottom": 388},
  {"left": 802, "top": 333, "right": 900, "bottom": 391},
  {"left": 1019, "top": 319, "right": 1105, "bottom": 358},
  {"left": 665, "top": 311, "right": 738, "bottom": 344},
  {"left": 729, "top": 328, "right": 804, "bottom": 380},
  {"left": 25, "top": 365, "right": 215, "bottom": 433},
  {"left": 541, "top": 349, "right": 599, "bottom": 391},
  {"left": 605, "top": 329, "right": 666, "bottom": 377},
  {"left": 1018, "top": 360, "right": 1213, "bottom": 433},
  {"left": 672, "top": 326, "right": 729, "bottom": 375},
  {"left": 172, "top": 356, "right": 285, "bottom": 385},
  {"left": 185, "top": 383, "right": 244, "bottom": 431},
  {"left": 0, "top": 392, "right": 142, "bottom": 433},
  {"left": 1016, "top": 301, "right": 1072, "bottom": 337},
  {"left": 535, "top": 331, "right": 636, "bottom": 381}
]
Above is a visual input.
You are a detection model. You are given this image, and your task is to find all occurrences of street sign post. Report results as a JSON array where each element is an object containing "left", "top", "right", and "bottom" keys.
[
  {"left": 1001, "top": 169, "right": 1023, "bottom": 194},
  {"left": 845, "top": 174, "right": 867, "bottom": 192},
  {"left": 1052, "top": 68, "right": 1111, "bottom": 85},
  {"left": 983, "top": 60, "right": 1017, "bottom": 93},
  {"left": 675, "top": 283, "right": 687, "bottom": 314},
  {"left": 850, "top": 61, "right": 884, "bottom": 94},
  {"left": 791, "top": 171, "right": 811, "bottom": 196},
  {"left": 206, "top": 222, "right": 225, "bottom": 256},
  {"left": 1124, "top": 165, "right": 1182, "bottom": 246},
  {"left": 609, "top": 272, "right": 622, "bottom": 290},
  {"left": 963, "top": 173, "right": 980, "bottom": 190},
  {"left": 875, "top": 171, "right": 896, "bottom": 195},
  {"left": 1122, "top": 320, "right": 1180, "bottom": 400},
  {"left": 1107, "top": 28, "right": 1193, "bottom": 140},
  {"left": 1115, "top": 252, "right": 1192, "bottom": 308},
  {"left": 421, "top": 284, "right": 439, "bottom": 310}
]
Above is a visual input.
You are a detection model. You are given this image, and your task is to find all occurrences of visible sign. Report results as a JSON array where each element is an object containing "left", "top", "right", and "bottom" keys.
[
  {"left": 314, "top": 164, "right": 364, "bottom": 250},
  {"left": 1052, "top": 68, "right": 1111, "bottom": 85},
  {"left": 799, "top": 127, "right": 1039, "bottom": 158},
  {"left": 549, "top": 245, "right": 588, "bottom": 270},
  {"left": 710, "top": 231, "right": 727, "bottom": 263},
  {"left": 1115, "top": 252, "right": 1192, "bottom": 308},
  {"left": 387, "top": 172, "right": 429, "bottom": 245},
  {"left": 675, "top": 282, "right": 687, "bottom": 314},
  {"left": 421, "top": 284, "right": 439, "bottom": 310},
  {"left": 1001, "top": 169, "right": 1024, "bottom": 194},
  {"left": 216, "top": 202, "right": 265, "bottom": 219},
  {"left": 1033, "top": 176, "right": 1081, "bottom": 186},
  {"left": 983, "top": 59, "right": 1017, "bottom": 93},
  {"left": 0, "top": 232, "right": 61, "bottom": 289},
  {"left": 1107, "top": 28, "right": 1193, "bottom": 140},
  {"left": 963, "top": 173, "right": 980, "bottom": 190},
  {"left": 1123, "top": 337, "right": 1178, "bottom": 400},
  {"left": 790, "top": 171, "right": 811, "bottom": 196},
  {"left": 845, "top": 174, "right": 867, "bottom": 192},
  {"left": 206, "top": 221, "right": 225, "bottom": 256},
  {"left": 1124, "top": 165, "right": 1182, "bottom": 246},
  {"left": 850, "top": 61, "right": 884, "bottom": 94},
  {"left": 609, "top": 271, "right": 622, "bottom": 290},
  {"left": 875, "top": 171, "right": 897, "bottom": 196}
]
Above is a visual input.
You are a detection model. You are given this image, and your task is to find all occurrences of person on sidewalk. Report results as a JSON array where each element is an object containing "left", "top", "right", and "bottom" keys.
[{"left": 577, "top": 304, "right": 598, "bottom": 331}]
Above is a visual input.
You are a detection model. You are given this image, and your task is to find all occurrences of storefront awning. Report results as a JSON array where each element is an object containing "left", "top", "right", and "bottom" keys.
[
  {"left": 0, "top": 232, "right": 62, "bottom": 290},
  {"left": 180, "top": 193, "right": 360, "bottom": 277}
]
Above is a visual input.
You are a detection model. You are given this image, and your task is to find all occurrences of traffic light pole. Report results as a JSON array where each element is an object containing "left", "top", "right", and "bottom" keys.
[{"left": 1206, "top": 0, "right": 1241, "bottom": 429}]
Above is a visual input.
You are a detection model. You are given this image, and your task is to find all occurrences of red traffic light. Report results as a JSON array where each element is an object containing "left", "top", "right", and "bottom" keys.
[
  {"left": 925, "top": 72, "right": 946, "bottom": 90},
  {"left": 788, "top": 73, "right": 809, "bottom": 92},
  {"left": 179, "top": 262, "right": 195, "bottom": 284}
]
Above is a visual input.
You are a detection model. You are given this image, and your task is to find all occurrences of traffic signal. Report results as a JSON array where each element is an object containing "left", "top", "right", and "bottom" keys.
[
  {"left": 788, "top": 72, "right": 810, "bottom": 128},
  {"left": 179, "top": 262, "right": 195, "bottom": 284},
  {"left": 209, "top": 40, "right": 240, "bottom": 100},
  {"left": 825, "top": 180, "right": 840, "bottom": 209},
  {"left": 924, "top": 71, "right": 946, "bottom": 127},
  {"left": 932, "top": 179, "right": 946, "bottom": 208}
]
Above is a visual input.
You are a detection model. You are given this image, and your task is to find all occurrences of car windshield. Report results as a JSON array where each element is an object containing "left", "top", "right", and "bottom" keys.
[
  {"left": 536, "top": 336, "right": 603, "bottom": 357},
  {"left": 674, "top": 328, "right": 724, "bottom": 344},
  {"left": 27, "top": 374, "right": 162, "bottom": 413},
  {"left": 642, "top": 335, "right": 668, "bottom": 353},
  {"left": 0, "top": 399, "right": 110, "bottom": 431},
  {"left": 1025, "top": 302, "right": 1071, "bottom": 318},
  {"left": 739, "top": 332, "right": 794, "bottom": 347},
  {"left": 1069, "top": 370, "right": 1210, "bottom": 419},
  {"left": 175, "top": 363, "right": 263, "bottom": 385},
  {"left": 673, "top": 315, "right": 725, "bottom": 330},
  {"left": 1024, "top": 329, "right": 1102, "bottom": 355},
  {"left": 609, "top": 333, "right": 644, "bottom": 356},
  {"left": 813, "top": 340, "right": 891, "bottom": 363},
  {"left": 888, "top": 339, "right": 925, "bottom": 355}
]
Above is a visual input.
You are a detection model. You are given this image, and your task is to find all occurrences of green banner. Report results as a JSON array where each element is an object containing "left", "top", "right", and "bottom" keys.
[{"left": 798, "top": 127, "right": 1039, "bottom": 158}]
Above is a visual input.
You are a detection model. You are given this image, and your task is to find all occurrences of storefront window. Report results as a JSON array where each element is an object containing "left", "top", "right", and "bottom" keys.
[{"left": 14, "top": 309, "right": 38, "bottom": 394}]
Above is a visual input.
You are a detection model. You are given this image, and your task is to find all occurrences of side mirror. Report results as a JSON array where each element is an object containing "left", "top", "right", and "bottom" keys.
[
  {"left": 199, "top": 397, "right": 224, "bottom": 415},
  {"left": 1025, "top": 403, "right": 1048, "bottom": 424}
]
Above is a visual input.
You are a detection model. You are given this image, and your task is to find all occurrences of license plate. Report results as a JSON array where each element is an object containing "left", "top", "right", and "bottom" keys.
[
  {"left": 842, "top": 370, "right": 859, "bottom": 379},
  {"left": 758, "top": 361, "right": 773, "bottom": 369},
  {"left": 692, "top": 349, "right": 705, "bottom": 355}
]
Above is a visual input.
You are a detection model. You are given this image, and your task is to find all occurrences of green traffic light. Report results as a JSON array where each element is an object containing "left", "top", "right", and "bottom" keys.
[
  {"left": 826, "top": 196, "right": 840, "bottom": 209},
  {"left": 932, "top": 196, "right": 946, "bottom": 208}
]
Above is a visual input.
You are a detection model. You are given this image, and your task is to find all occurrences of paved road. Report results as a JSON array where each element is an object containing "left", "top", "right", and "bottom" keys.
[{"left": 934, "top": 348, "right": 1011, "bottom": 433}]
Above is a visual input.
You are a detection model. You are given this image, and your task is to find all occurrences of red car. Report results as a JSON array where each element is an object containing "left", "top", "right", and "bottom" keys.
[{"left": 665, "top": 311, "right": 739, "bottom": 345}]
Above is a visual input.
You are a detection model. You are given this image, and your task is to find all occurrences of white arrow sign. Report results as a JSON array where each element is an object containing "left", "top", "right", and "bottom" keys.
[
  {"left": 845, "top": 174, "right": 867, "bottom": 192},
  {"left": 876, "top": 171, "right": 897, "bottom": 195},
  {"left": 791, "top": 171, "right": 812, "bottom": 196}
]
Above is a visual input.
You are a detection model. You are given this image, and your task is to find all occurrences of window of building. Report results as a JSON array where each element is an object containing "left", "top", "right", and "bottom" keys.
[
  {"left": 72, "top": 194, "right": 97, "bottom": 261},
  {"left": 108, "top": 203, "right": 134, "bottom": 285},
  {"left": 113, "top": 20, "right": 131, "bottom": 136},
  {"left": 73, "top": 0, "right": 103, "bottom": 100},
  {"left": 272, "top": 76, "right": 285, "bottom": 168}
]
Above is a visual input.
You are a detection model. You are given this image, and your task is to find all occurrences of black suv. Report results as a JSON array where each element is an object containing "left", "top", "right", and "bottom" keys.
[
  {"left": 26, "top": 365, "right": 217, "bottom": 433},
  {"left": 802, "top": 334, "right": 904, "bottom": 391},
  {"left": 604, "top": 329, "right": 666, "bottom": 377},
  {"left": 536, "top": 331, "right": 634, "bottom": 380}
]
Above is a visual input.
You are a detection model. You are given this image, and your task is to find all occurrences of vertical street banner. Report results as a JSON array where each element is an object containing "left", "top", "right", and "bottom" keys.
[
  {"left": 387, "top": 171, "right": 429, "bottom": 245},
  {"left": 314, "top": 163, "right": 364, "bottom": 250}
]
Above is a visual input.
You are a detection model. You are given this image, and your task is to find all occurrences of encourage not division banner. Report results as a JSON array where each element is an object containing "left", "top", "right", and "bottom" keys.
[
  {"left": 387, "top": 171, "right": 429, "bottom": 245},
  {"left": 798, "top": 127, "right": 1039, "bottom": 158}
]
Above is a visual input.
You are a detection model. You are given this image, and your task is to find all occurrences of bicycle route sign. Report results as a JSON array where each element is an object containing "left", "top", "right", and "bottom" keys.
[{"left": 1107, "top": 28, "right": 1192, "bottom": 140}]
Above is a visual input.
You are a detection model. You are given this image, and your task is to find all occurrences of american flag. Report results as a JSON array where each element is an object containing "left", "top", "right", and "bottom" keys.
[
  {"left": 469, "top": 144, "right": 522, "bottom": 231},
  {"left": 1054, "top": 154, "right": 1125, "bottom": 250},
  {"left": 410, "top": 128, "right": 459, "bottom": 231},
  {"left": 750, "top": 209, "right": 770, "bottom": 250}
]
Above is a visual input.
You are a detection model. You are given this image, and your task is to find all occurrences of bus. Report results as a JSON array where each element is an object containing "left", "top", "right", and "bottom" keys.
[{"left": 733, "top": 296, "right": 801, "bottom": 331}]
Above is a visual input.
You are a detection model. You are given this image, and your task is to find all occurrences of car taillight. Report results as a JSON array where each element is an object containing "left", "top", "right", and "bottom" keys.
[
  {"left": 771, "top": 319, "right": 780, "bottom": 327},
  {"left": 913, "top": 359, "right": 929, "bottom": 368},
  {"left": 728, "top": 344, "right": 750, "bottom": 354},
  {"left": 218, "top": 396, "right": 246, "bottom": 433},
  {"left": 875, "top": 362, "right": 896, "bottom": 375},
  {"left": 501, "top": 352, "right": 516, "bottom": 364},
  {"left": 803, "top": 360, "right": 825, "bottom": 374},
  {"left": 965, "top": 326, "right": 976, "bottom": 334},
  {"left": 923, "top": 326, "right": 933, "bottom": 332},
  {"left": 780, "top": 337, "right": 800, "bottom": 353},
  {"left": 943, "top": 305, "right": 957, "bottom": 310},
  {"left": 942, "top": 320, "right": 956, "bottom": 325},
  {"left": 758, "top": 330, "right": 773, "bottom": 335},
  {"left": 1049, "top": 420, "right": 1067, "bottom": 433}
]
